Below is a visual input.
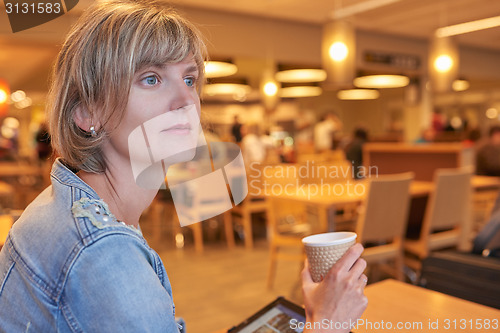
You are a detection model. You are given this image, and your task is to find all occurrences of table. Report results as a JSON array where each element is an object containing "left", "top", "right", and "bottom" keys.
[
  {"left": 354, "top": 279, "right": 500, "bottom": 333},
  {"left": 471, "top": 175, "right": 500, "bottom": 191},
  {"left": 264, "top": 176, "right": 500, "bottom": 234},
  {"left": 264, "top": 180, "right": 433, "bottom": 232}
]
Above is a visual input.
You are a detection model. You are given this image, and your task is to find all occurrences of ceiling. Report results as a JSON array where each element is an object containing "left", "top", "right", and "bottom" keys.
[
  {"left": 168, "top": 0, "right": 500, "bottom": 51},
  {"left": 1, "top": 0, "right": 500, "bottom": 98}
]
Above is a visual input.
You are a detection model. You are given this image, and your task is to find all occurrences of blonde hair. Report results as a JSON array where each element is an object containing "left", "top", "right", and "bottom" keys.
[{"left": 47, "top": 0, "right": 207, "bottom": 172}]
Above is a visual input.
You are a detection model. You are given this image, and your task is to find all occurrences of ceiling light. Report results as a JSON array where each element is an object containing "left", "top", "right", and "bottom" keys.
[
  {"left": 429, "top": 36, "right": 459, "bottom": 92},
  {"left": 0, "top": 89, "right": 7, "bottom": 104},
  {"left": 203, "top": 83, "right": 251, "bottom": 98},
  {"left": 204, "top": 61, "right": 237, "bottom": 78},
  {"left": 436, "top": 15, "right": 500, "bottom": 38},
  {"left": 3, "top": 117, "right": 19, "bottom": 128},
  {"left": 331, "top": 0, "right": 402, "bottom": 20},
  {"left": 337, "top": 89, "right": 380, "bottom": 100},
  {"left": 275, "top": 69, "right": 327, "bottom": 83},
  {"left": 486, "top": 108, "right": 498, "bottom": 119},
  {"left": 263, "top": 82, "right": 278, "bottom": 96},
  {"left": 11, "top": 90, "right": 25, "bottom": 103},
  {"left": 14, "top": 97, "right": 32, "bottom": 109},
  {"left": 279, "top": 86, "right": 322, "bottom": 98},
  {"left": 353, "top": 75, "right": 409, "bottom": 88},
  {"left": 322, "top": 20, "right": 356, "bottom": 86},
  {"left": 329, "top": 42, "right": 348, "bottom": 62},
  {"left": 452, "top": 79, "right": 470, "bottom": 92},
  {"left": 434, "top": 55, "right": 453, "bottom": 73}
]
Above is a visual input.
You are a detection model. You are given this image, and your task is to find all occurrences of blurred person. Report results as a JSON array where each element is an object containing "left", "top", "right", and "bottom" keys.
[
  {"left": 0, "top": 1, "right": 367, "bottom": 332},
  {"left": 241, "top": 124, "right": 266, "bottom": 164},
  {"left": 432, "top": 110, "right": 445, "bottom": 133},
  {"left": 476, "top": 125, "right": 500, "bottom": 176},
  {"left": 344, "top": 127, "right": 368, "bottom": 180},
  {"left": 314, "top": 112, "right": 341, "bottom": 152},
  {"left": 231, "top": 115, "right": 243, "bottom": 143},
  {"left": 295, "top": 108, "right": 316, "bottom": 145},
  {"left": 260, "top": 129, "right": 275, "bottom": 149}
]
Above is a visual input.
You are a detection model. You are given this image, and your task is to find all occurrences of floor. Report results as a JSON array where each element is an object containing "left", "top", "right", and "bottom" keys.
[{"left": 142, "top": 216, "right": 304, "bottom": 333}]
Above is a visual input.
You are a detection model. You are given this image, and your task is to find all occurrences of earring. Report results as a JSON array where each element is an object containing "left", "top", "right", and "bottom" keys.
[{"left": 89, "top": 125, "right": 97, "bottom": 138}]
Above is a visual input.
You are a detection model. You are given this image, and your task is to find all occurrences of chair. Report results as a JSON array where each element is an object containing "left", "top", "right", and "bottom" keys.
[
  {"left": 230, "top": 164, "right": 268, "bottom": 249},
  {"left": 404, "top": 168, "right": 473, "bottom": 271},
  {"left": 150, "top": 167, "right": 236, "bottom": 253},
  {"left": 266, "top": 196, "right": 312, "bottom": 289},
  {"left": 355, "top": 172, "right": 414, "bottom": 281}
]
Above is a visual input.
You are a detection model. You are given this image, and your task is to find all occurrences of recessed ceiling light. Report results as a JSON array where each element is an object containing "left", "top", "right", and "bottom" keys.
[
  {"left": 204, "top": 61, "right": 237, "bottom": 78},
  {"left": 279, "top": 86, "right": 322, "bottom": 98},
  {"left": 354, "top": 75, "right": 409, "bottom": 88},
  {"left": 331, "top": 0, "right": 402, "bottom": 20},
  {"left": 203, "top": 83, "right": 251, "bottom": 100},
  {"left": 275, "top": 69, "right": 327, "bottom": 83},
  {"left": 337, "top": 89, "right": 380, "bottom": 100},
  {"left": 436, "top": 15, "right": 500, "bottom": 38}
]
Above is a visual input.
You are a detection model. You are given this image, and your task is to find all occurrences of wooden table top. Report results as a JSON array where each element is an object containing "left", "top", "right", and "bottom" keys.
[
  {"left": 263, "top": 175, "right": 499, "bottom": 207},
  {"left": 263, "top": 180, "right": 433, "bottom": 207},
  {"left": 471, "top": 175, "right": 500, "bottom": 191},
  {"left": 354, "top": 279, "right": 500, "bottom": 333}
]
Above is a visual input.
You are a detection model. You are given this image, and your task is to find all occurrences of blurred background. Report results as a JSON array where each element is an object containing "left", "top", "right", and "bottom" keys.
[{"left": 1, "top": 0, "right": 500, "bottom": 159}]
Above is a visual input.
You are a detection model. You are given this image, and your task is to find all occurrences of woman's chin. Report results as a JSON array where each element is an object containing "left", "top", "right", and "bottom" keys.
[{"left": 162, "top": 148, "right": 196, "bottom": 166}]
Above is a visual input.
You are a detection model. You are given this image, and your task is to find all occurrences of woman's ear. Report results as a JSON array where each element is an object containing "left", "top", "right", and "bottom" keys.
[{"left": 74, "top": 106, "right": 96, "bottom": 132}]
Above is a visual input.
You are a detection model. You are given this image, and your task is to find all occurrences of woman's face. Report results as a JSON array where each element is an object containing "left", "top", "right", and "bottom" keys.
[{"left": 103, "top": 56, "right": 203, "bottom": 176}]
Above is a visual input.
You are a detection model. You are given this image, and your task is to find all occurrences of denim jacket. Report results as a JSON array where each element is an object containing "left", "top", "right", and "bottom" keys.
[{"left": 0, "top": 159, "right": 179, "bottom": 332}]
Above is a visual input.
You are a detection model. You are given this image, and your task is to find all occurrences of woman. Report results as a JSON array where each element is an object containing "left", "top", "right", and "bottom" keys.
[{"left": 0, "top": 0, "right": 367, "bottom": 331}]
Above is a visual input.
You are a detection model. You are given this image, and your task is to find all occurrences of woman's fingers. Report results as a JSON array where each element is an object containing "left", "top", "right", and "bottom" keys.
[
  {"left": 349, "top": 256, "right": 367, "bottom": 278},
  {"left": 301, "top": 259, "right": 314, "bottom": 285},
  {"left": 359, "top": 274, "right": 368, "bottom": 286},
  {"left": 327, "top": 243, "right": 364, "bottom": 278}
]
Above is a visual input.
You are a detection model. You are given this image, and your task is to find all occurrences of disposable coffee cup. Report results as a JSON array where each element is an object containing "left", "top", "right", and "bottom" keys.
[{"left": 302, "top": 232, "right": 357, "bottom": 283}]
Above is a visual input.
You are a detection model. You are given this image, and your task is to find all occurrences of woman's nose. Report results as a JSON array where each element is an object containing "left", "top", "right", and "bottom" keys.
[{"left": 169, "top": 80, "right": 198, "bottom": 111}]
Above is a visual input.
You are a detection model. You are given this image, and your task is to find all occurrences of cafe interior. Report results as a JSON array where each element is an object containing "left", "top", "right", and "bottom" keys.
[{"left": 1, "top": 0, "right": 500, "bottom": 332}]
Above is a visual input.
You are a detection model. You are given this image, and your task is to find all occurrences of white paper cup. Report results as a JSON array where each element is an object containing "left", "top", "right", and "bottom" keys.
[{"left": 302, "top": 232, "right": 357, "bottom": 283}]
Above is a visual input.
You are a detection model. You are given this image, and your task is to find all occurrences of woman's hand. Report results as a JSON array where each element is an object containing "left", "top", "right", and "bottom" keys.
[{"left": 302, "top": 243, "right": 368, "bottom": 333}]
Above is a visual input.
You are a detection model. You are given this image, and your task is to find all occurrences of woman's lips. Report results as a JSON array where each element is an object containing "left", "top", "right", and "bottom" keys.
[{"left": 162, "top": 123, "right": 191, "bottom": 135}]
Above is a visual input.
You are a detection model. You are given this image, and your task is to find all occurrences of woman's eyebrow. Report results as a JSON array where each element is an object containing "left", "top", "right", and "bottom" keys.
[
  {"left": 135, "top": 64, "right": 163, "bottom": 75},
  {"left": 184, "top": 64, "right": 199, "bottom": 74}
]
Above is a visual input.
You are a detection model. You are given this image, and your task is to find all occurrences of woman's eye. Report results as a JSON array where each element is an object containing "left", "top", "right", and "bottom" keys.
[
  {"left": 142, "top": 75, "right": 159, "bottom": 86},
  {"left": 184, "top": 77, "right": 195, "bottom": 87}
]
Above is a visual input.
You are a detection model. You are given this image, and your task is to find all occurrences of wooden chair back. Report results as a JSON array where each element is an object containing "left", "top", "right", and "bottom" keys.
[
  {"left": 356, "top": 172, "right": 414, "bottom": 244},
  {"left": 421, "top": 167, "right": 473, "bottom": 251},
  {"left": 405, "top": 168, "right": 473, "bottom": 271},
  {"left": 355, "top": 172, "right": 414, "bottom": 280}
]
